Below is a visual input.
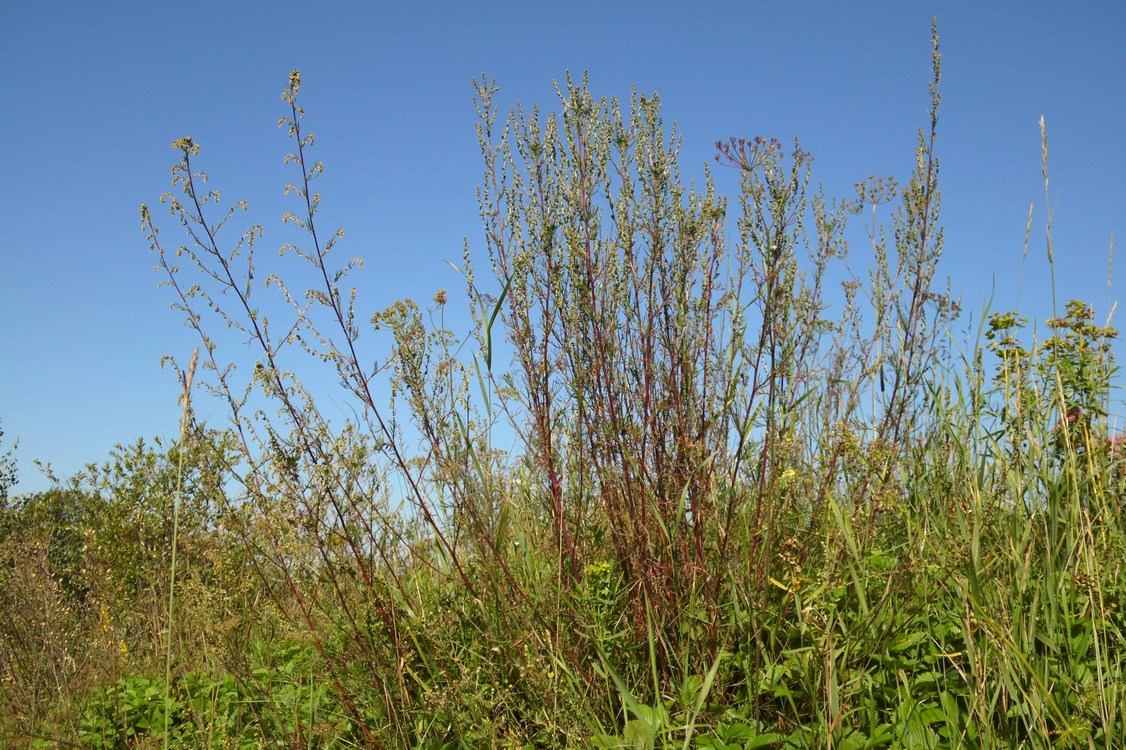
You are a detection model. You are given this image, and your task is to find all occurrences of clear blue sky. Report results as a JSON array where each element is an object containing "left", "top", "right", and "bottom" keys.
[{"left": 2, "top": 2, "right": 1123, "bottom": 494}]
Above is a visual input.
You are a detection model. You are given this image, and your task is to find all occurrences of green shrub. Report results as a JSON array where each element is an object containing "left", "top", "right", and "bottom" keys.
[{"left": 74, "top": 641, "right": 355, "bottom": 750}]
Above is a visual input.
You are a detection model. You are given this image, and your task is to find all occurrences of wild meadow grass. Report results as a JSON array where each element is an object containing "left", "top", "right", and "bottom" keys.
[{"left": 2, "top": 23, "right": 1125, "bottom": 748}]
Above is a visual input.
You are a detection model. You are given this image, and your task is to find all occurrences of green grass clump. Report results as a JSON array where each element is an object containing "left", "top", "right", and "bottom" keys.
[{"left": 3, "top": 21, "right": 1125, "bottom": 749}]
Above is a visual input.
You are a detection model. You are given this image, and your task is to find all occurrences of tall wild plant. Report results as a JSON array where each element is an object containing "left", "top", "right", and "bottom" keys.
[{"left": 134, "top": 21, "right": 1124, "bottom": 748}]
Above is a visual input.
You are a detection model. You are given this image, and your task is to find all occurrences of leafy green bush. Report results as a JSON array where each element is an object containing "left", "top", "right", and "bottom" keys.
[
  {"left": 74, "top": 641, "right": 355, "bottom": 750},
  {"left": 0, "top": 430, "right": 264, "bottom": 747},
  {"left": 77, "top": 675, "right": 186, "bottom": 749}
]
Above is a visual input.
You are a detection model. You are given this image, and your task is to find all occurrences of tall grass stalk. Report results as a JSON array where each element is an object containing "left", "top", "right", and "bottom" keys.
[{"left": 162, "top": 347, "right": 198, "bottom": 749}]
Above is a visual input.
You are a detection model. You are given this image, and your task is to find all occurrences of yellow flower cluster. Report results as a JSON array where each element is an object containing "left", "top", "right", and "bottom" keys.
[{"left": 170, "top": 137, "right": 200, "bottom": 156}]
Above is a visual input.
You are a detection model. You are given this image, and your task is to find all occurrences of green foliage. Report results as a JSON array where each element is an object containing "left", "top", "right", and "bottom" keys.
[
  {"left": 74, "top": 641, "right": 355, "bottom": 750},
  {"left": 77, "top": 675, "right": 185, "bottom": 749},
  {"left": 1042, "top": 299, "right": 1117, "bottom": 413},
  {"left": 0, "top": 429, "right": 261, "bottom": 747},
  {"left": 987, "top": 299, "right": 1118, "bottom": 442}
]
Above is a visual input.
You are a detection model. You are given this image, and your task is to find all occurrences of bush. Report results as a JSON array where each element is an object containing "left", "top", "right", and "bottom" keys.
[{"left": 74, "top": 641, "right": 355, "bottom": 750}]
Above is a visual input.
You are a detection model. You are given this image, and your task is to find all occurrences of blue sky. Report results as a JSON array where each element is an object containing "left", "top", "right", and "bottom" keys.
[{"left": 2, "top": 2, "right": 1123, "bottom": 494}]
